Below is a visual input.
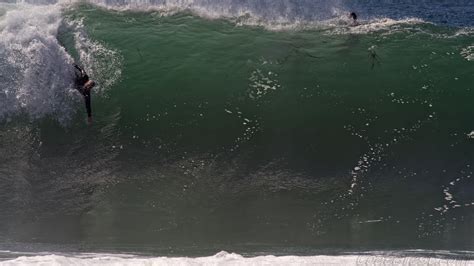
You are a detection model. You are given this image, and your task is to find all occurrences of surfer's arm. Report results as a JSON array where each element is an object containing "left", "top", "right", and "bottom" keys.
[
  {"left": 74, "top": 64, "right": 82, "bottom": 72},
  {"left": 74, "top": 64, "right": 87, "bottom": 77}
]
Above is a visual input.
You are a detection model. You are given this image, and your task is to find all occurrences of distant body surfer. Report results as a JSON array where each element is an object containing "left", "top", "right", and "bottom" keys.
[
  {"left": 349, "top": 12, "right": 359, "bottom": 26},
  {"left": 74, "top": 64, "right": 95, "bottom": 124}
]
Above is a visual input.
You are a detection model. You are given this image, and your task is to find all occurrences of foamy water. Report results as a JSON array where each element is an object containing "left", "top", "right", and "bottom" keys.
[
  {"left": 0, "top": 2, "right": 121, "bottom": 123},
  {"left": 0, "top": 3, "right": 76, "bottom": 122},
  {"left": 2, "top": 251, "right": 474, "bottom": 266}
]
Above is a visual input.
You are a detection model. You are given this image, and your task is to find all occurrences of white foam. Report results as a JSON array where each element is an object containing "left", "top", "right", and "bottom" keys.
[
  {"left": 85, "top": 0, "right": 343, "bottom": 27},
  {"left": 0, "top": 2, "right": 122, "bottom": 123},
  {"left": 74, "top": 0, "right": 438, "bottom": 33},
  {"left": 67, "top": 17, "right": 123, "bottom": 93},
  {"left": 461, "top": 46, "right": 474, "bottom": 61},
  {"left": 452, "top": 28, "right": 474, "bottom": 38},
  {"left": 468, "top": 131, "right": 474, "bottom": 139},
  {"left": 2, "top": 251, "right": 474, "bottom": 266},
  {"left": 7, "top": 0, "right": 472, "bottom": 34},
  {"left": 0, "top": 3, "right": 76, "bottom": 122},
  {"left": 327, "top": 17, "right": 427, "bottom": 35}
]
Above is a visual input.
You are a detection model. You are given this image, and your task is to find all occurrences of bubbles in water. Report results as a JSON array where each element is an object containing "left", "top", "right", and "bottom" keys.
[
  {"left": 467, "top": 131, "right": 474, "bottom": 139},
  {"left": 224, "top": 106, "right": 260, "bottom": 152},
  {"left": 247, "top": 68, "right": 281, "bottom": 100},
  {"left": 460, "top": 45, "right": 474, "bottom": 61}
]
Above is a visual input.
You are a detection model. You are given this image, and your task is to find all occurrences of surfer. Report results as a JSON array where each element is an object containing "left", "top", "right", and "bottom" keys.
[
  {"left": 349, "top": 12, "right": 359, "bottom": 26},
  {"left": 74, "top": 64, "right": 95, "bottom": 124}
]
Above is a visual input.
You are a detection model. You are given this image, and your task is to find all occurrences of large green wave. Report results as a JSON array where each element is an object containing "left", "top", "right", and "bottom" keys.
[{"left": 1, "top": 4, "right": 473, "bottom": 254}]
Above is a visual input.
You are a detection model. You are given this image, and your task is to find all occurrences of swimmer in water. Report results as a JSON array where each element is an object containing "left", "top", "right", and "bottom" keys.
[{"left": 74, "top": 64, "right": 95, "bottom": 124}]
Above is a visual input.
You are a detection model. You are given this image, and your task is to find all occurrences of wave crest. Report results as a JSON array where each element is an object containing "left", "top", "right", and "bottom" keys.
[
  {"left": 0, "top": 2, "right": 123, "bottom": 123},
  {"left": 0, "top": 4, "right": 76, "bottom": 122}
]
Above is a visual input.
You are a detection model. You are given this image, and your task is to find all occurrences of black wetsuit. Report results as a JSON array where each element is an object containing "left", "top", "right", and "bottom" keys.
[
  {"left": 350, "top": 12, "right": 357, "bottom": 21},
  {"left": 74, "top": 65, "right": 92, "bottom": 118}
]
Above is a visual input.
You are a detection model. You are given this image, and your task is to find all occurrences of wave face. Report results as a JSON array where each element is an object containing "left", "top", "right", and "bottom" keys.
[{"left": 0, "top": 0, "right": 474, "bottom": 259}]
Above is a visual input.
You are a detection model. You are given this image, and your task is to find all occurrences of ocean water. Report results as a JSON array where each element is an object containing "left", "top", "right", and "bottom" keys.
[{"left": 0, "top": 0, "right": 474, "bottom": 264}]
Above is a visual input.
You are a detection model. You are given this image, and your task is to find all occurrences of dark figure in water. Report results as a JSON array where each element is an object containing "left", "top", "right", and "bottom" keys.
[
  {"left": 74, "top": 64, "right": 95, "bottom": 124},
  {"left": 349, "top": 12, "right": 358, "bottom": 26}
]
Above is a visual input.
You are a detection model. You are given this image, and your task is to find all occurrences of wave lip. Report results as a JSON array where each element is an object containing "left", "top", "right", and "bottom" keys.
[
  {"left": 0, "top": 3, "right": 76, "bottom": 122},
  {"left": 81, "top": 0, "right": 474, "bottom": 29},
  {"left": 78, "top": 0, "right": 446, "bottom": 34},
  {"left": 0, "top": 1, "right": 122, "bottom": 123}
]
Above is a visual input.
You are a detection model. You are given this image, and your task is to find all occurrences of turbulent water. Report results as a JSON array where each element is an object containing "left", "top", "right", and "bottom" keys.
[{"left": 0, "top": 0, "right": 474, "bottom": 264}]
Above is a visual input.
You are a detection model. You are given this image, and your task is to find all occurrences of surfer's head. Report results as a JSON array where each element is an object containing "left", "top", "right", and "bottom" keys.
[{"left": 350, "top": 12, "right": 357, "bottom": 21}]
